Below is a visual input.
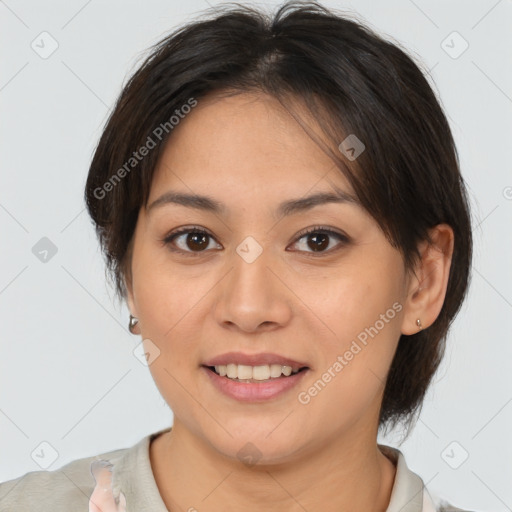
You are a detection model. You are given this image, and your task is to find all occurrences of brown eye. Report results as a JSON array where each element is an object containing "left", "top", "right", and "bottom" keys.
[
  {"left": 183, "top": 232, "right": 209, "bottom": 251},
  {"left": 163, "top": 227, "right": 221, "bottom": 254},
  {"left": 290, "top": 226, "right": 349, "bottom": 255},
  {"left": 305, "top": 232, "right": 329, "bottom": 251}
]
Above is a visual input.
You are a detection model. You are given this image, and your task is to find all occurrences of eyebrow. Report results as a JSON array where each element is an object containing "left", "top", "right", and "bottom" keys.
[{"left": 147, "top": 187, "right": 359, "bottom": 218}]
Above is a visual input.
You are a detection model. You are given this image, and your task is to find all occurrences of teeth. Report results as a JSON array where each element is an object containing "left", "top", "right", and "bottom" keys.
[
  {"left": 226, "top": 364, "right": 237, "bottom": 379},
  {"left": 270, "top": 364, "right": 283, "bottom": 378},
  {"left": 238, "top": 364, "right": 253, "bottom": 380},
  {"left": 213, "top": 364, "right": 301, "bottom": 380},
  {"left": 252, "top": 365, "right": 270, "bottom": 380}
]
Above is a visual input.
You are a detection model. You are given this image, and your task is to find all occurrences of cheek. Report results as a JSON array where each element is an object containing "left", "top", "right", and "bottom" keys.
[
  {"left": 316, "top": 258, "right": 404, "bottom": 347},
  {"left": 132, "top": 244, "right": 203, "bottom": 336},
  {"left": 296, "top": 319, "right": 402, "bottom": 435},
  {"left": 131, "top": 257, "right": 204, "bottom": 414},
  {"left": 302, "top": 261, "right": 404, "bottom": 411}
]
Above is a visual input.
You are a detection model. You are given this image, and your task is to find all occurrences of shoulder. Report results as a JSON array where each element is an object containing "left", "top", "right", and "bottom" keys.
[{"left": 0, "top": 444, "right": 128, "bottom": 512}]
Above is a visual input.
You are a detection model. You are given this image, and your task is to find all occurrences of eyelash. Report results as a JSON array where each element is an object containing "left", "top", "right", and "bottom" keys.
[{"left": 160, "top": 225, "right": 350, "bottom": 258}]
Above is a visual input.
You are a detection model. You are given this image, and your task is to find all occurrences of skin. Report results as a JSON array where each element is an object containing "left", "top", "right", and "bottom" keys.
[{"left": 125, "top": 91, "right": 454, "bottom": 512}]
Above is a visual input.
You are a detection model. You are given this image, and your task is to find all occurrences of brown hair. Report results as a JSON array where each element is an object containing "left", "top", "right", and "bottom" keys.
[{"left": 84, "top": 1, "right": 472, "bottom": 435}]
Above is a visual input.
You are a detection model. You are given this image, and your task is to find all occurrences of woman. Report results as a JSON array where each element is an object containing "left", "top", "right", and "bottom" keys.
[{"left": 0, "top": 2, "right": 475, "bottom": 511}]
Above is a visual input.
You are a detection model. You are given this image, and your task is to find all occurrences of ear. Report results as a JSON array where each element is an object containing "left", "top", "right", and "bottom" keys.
[{"left": 400, "top": 224, "right": 454, "bottom": 335}]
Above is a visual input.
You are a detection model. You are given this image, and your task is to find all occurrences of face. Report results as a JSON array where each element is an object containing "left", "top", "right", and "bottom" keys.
[{"left": 126, "top": 91, "right": 412, "bottom": 464}]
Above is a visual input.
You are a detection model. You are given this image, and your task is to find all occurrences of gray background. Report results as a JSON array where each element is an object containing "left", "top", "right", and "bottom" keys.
[{"left": 1, "top": 0, "right": 511, "bottom": 510}]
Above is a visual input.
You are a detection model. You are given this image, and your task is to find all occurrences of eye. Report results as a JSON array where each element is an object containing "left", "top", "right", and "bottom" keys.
[
  {"left": 161, "top": 225, "right": 350, "bottom": 256},
  {"left": 288, "top": 225, "right": 350, "bottom": 255},
  {"left": 161, "top": 226, "right": 221, "bottom": 256}
]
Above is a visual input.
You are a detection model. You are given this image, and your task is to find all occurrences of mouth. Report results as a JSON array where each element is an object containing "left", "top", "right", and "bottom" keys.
[
  {"left": 201, "top": 363, "right": 310, "bottom": 402},
  {"left": 202, "top": 364, "right": 309, "bottom": 383},
  {"left": 200, "top": 352, "right": 311, "bottom": 401}
]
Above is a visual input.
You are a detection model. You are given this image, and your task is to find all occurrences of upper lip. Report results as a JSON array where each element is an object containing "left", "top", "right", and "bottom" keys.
[{"left": 202, "top": 352, "right": 310, "bottom": 371}]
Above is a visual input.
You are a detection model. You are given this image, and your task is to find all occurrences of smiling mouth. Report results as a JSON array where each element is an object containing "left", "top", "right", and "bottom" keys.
[{"left": 203, "top": 364, "right": 309, "bottom": 383}]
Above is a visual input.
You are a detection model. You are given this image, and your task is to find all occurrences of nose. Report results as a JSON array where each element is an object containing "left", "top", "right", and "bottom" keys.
[{"left": 213, "top": 242, "right": 293, "bottom": 334}]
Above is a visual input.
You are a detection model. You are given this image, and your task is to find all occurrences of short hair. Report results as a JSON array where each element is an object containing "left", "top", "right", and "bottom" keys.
[{"left": 85, "top": 0, "right": 472, "bottom": 435}]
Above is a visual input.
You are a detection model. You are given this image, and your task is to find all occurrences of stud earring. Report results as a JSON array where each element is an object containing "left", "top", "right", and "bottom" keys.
[
  {"left": 128, "top": 314, "right": 139, "bottom": 334},
  {"left": 416, "top": 318, "right": 422, "bottom": 331}
]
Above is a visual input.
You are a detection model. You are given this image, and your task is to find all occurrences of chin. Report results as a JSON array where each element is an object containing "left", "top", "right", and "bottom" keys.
[{"left": 207, "top": 427, "right": 304, "bottom": 467}]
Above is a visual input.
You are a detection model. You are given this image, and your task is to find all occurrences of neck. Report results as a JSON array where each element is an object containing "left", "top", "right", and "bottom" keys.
[{"left": 150, "top": 420, "right": 397, "bottom": 512}]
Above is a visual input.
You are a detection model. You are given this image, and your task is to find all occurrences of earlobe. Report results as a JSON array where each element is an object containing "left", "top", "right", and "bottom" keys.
[{"left": 400, "top": 224, "right": 454, "bottom": 335}]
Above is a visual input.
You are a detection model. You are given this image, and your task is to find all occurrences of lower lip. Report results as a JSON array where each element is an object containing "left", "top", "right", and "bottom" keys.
[{"left": 201, "top": 366, "right": 309, "bottom": 402}]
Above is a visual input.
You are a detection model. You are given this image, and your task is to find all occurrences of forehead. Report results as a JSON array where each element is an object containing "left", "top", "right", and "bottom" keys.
[{"left": 149, "top": 91, "right": 355, "bottom": 205}]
